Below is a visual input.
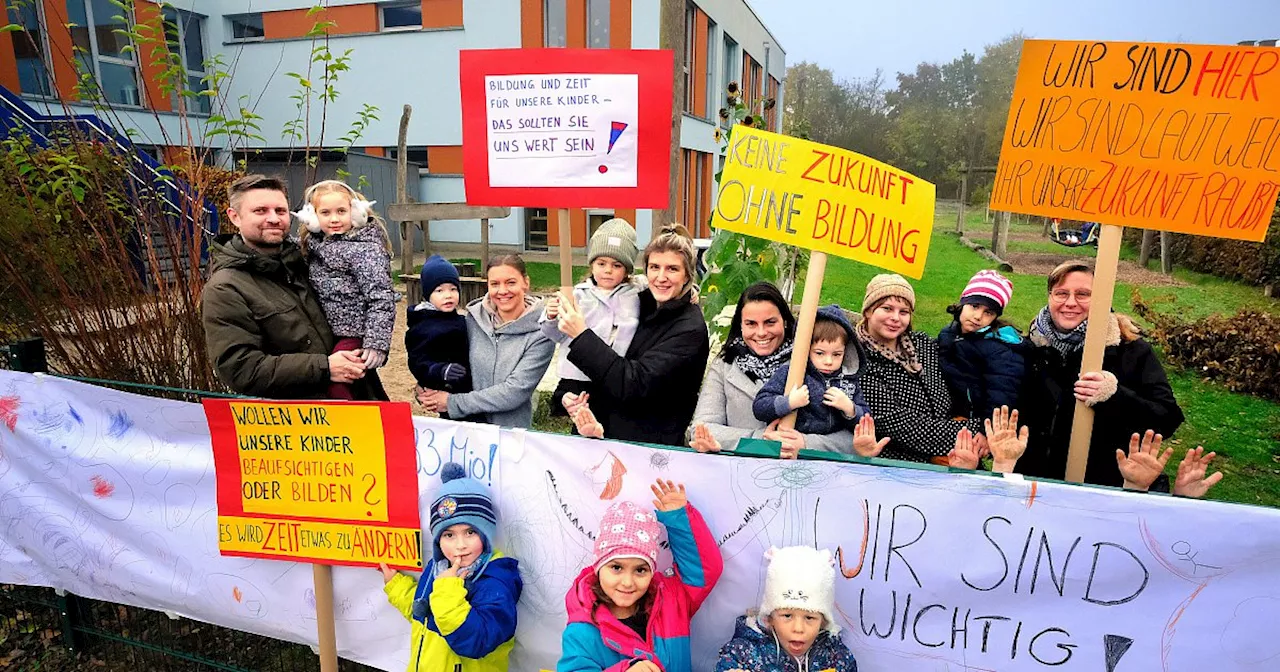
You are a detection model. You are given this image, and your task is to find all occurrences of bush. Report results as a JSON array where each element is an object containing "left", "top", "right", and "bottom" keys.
[
  {"left": 1125, "top": 205, "right": 1280, "bottom": 287},
  {"left": 1135, "top": 294, "right": 1280, "bottom": 401}
]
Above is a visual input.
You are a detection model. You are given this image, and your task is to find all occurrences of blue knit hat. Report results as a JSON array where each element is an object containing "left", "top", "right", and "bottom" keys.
[
  {"left": 419, "top": 255, "right": 461, "bottom": 300},
  {"left": 429, "top": 463, "right": 497, "bottom": 562}
]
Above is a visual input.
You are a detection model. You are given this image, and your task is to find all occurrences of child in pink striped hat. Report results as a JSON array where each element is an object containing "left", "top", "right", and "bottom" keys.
[
  {"left": 558, "top": 480, "right": 723, "bottom": 672},
  {"left": 937, "top": 270, "right": 1027, "bottom": 424}
]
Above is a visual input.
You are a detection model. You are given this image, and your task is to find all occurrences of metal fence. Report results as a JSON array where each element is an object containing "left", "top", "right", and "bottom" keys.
[{"left": 0, "top": 339, "right": 383, "bottom": 671}]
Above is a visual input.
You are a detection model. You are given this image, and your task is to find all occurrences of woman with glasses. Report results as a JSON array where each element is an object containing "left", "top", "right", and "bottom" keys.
[{"left": 1019, "top": 260, "right": 1184, "bottom": 485}]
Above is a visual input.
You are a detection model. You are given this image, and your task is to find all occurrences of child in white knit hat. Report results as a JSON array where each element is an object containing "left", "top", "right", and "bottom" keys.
[{"left": 717, "top": 546, "right": 858, "bottom": 672}]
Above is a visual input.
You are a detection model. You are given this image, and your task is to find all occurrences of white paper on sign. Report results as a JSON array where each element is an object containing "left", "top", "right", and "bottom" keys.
[{"left": 484, "top": 73, "right": 639, "bottom": 188}]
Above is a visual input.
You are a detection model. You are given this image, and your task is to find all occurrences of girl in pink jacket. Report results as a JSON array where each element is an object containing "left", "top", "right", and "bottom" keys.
[{"left": 557, "top": 479, "right": 724, "bottom": 672}]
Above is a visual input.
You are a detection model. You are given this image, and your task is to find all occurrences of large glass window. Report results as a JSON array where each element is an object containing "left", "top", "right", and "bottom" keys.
[
  {"left": 683, "top": 3, "right": 695, "bottom": 114},
  {"left": 526, "top": 208, "right": 549, "bottom": 251},
  {"left": 67, "top": 0, "right": 143, "bottom": 106},
  {"left": 704, "top": 19, "right": 716, "bottom": 118},
  {"left": 163, "top": 8, "right": 209, "bottom": 114},
  {"left": 543, "top": 0, "right": 566, "bottom": 47},
  {"left": 587, "top": 0, "right": 609, "bottom": 48},
  {"left": 226, "top": 13, "right": 264, "bottom": 42},
  {"left": 8, "top": 3, "right": 54, "bottom": 97},
  {"left": 380, "top": 2, "right": 422, "bottom": 31}
]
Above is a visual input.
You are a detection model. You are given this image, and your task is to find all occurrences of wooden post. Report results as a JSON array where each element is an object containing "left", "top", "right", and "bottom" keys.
[
  {"left": 653, "top": 0, "right": 685, "bottom": 230},
  {"left": 1138, "top": 230, "right": 1156, "bottom": 267},
  {"left": 777, "top": 251, "right": 828, "bottom": 437},
  {"left": 312, "top": 564, "right": 339, "bottom": 672},
  {"left": 955, "top": 166, "right": 968, "bottom": 234},
  {"left": 396, "top": 105, "right": 413, "bottom": 278},
  {"left": 1064, "top": 224, "right": 1124, "bottom": 483},
  {"left": 991, "top": 210, "right": 1009, "bottom": 259},
  {"left": 1160, "top": 231, "right": 1173, "bottom": 275},
  {"left": 480, "top": 217, "right": 490, "bottom": 268},
  {"left": 558, "top": 208, "right": 573, "bottom": 293}
]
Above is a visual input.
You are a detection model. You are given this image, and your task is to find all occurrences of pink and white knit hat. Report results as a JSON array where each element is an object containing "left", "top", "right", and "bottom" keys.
[
  {"left": 593, "top": 501, "right": 661, "bottom": 572},
  {"left": 960, "top": 270, "right": 1014, "bottom": 313}
]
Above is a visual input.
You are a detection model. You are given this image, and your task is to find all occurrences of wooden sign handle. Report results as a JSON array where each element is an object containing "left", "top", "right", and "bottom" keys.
[
  {"left": 1064, "top": 224, "right": 1124, "bottom": 483},
  {"left": 778, "top": 252, "right": 828, "bottom": 434},
  {"left": 558, "top": 208, "right": 573, "bottom": 294},
  {"left": 313, "top": 563, "right": 339, "bottom": 671}
]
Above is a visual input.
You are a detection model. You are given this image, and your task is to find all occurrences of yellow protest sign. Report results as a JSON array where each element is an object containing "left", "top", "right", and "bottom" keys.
[
  {"left": 204, "top": 399, "right": 423, "bottom": 570},
  {"left": 710, "top": 126, "right": 936, "bottom": 278},
  {"left": 993, "top": 39, "right": 1280, "bottom": 241}
]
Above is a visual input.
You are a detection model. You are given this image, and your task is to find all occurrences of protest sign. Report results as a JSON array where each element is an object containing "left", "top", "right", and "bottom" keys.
[
  {"left": 203, "top": 400, "right": 422, "bottom": 570},
  {"left": 993, "top": 39, "right": 1280, "bottom": 482},
  {"left": 993, "top": 39, "right": 1280, "bottom": 241},
  {"left": 711, "top": 125, "right": 936, "bottom": 279},
  {"left": 5, "top": 372, "right": 1278, "bottom": 672}
]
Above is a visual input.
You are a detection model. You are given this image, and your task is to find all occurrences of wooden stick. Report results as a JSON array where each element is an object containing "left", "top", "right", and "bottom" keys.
[
  {"left": 312, "top": 564, "right": 339, "bottom": 672},
  {"left": 558, "top": 208, "right": 572, "bottom": 293},
  {"left": 396, "top": 105, "right": 412, "bottom": 277},
  {"left": 480, "top": 218, "right": 490, "bottom": 269},
  {"left": 1064, "top": 224, "right": 1124, "bottom": 483},
  {"left": 778, "top": 251, "right": 828, "bottom": 433}
]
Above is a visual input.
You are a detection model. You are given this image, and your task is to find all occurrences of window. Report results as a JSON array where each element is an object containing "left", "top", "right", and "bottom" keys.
[
  {"left": 8, "top": 3, "right": 54, "bottom": 97},
  {"left": 721, "top": 34, "right": 737, "bottom": 114},
  {"left": 380, "top": 2, "right": 422, "bottom": 31},
  {"left": 163, "top": 8, "right": 210, "bottom": 114},
  {"left": 587, "top": 0, "right": 609, "bottom": 48},
  {"left": 683, "top": 3, "right": 695, "bottom": 114},
  {"left": 587, "top": 210, "right": 615, "bottom": 238},
  {"left": 388, "top": 145, "right": 429, "bottom": 173},
  {"left": 526, "top": 208, "right": 549, "bottom": 251},
  {"left": 227, "top": 13, "right": 264, "bottom": 42},
  {"left": 544, "top": 0, "right": 566, "bottom": 47},
  {"left": 67, "top": 0, "right": 142, "bottom": 106},
  {"left": 705, "top": 19, "right": 716, "bottom": 118}
]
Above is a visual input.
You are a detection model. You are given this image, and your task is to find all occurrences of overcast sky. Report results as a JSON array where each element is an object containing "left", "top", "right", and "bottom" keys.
[{"left": 749, "top": 0, "right": 1280, "bottom": 82}]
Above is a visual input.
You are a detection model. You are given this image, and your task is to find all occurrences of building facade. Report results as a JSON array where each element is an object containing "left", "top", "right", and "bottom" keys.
[{"left": 1, "top": 0, "right": 784, "bottom": 251}]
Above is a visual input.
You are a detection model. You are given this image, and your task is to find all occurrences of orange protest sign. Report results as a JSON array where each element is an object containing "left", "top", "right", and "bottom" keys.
[{"left": 993, "top": 40, "right": 1280, "bottom": 241}]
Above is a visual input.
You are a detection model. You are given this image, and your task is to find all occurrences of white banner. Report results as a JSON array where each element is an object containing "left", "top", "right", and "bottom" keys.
[{"left": 3, "top": 371, "right": 1280, "bottom": 671}]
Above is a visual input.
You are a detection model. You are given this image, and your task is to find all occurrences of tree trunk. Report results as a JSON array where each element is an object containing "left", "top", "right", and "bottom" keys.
[
  {"left": 991, "top": 210, "right": 1009, "bottom": 259},
  {"left": 652, "top": 0, "right": 686, "bottom": 231},
  {"left": 1160, "top": 231, "right": 1173, "bottom": 275},
  {"left": 1138, "top": 230, "right": 1156, "bottom": 268},
  {"left": 955, "top": 169, "right": 967, "bottom": 233},
  {"left": 396, "top": 105, "right": 413, "bottom": 277}
]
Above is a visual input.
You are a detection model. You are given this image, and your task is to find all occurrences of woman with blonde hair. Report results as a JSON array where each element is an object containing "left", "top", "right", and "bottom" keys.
[{"left": 553, "top": 224, "right": 711, "bottom": 446}]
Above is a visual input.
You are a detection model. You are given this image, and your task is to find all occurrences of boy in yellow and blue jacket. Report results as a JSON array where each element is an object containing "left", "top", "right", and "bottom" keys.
[{"left": 380, "top": 462, "right": 522, "bottom": 672}]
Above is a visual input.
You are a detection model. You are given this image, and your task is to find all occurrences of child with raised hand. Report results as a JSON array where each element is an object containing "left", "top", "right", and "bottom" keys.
[
  {"left": 753, "top": 305, "right": 870, "bottom": 437},
  {"left": 542, "top": 218, "right": 642, "bottom": 417},
  {"left": 379, "top": 462, "right": 521, "bottom": 671},
  {"left": 558, "top": 479, "right": 724, "bottom": 672},
  {"left": 295, "top": 179, "right": 396, "bottom": 400},
  {"left": 937, "top": 270, "right": 1026, "bottom": 421},
  {"left": 406, "top": 254, "right": 472, "bottom": 410},
  {"left": 717, "top": 546, "right": 858, "bottom": 672}
]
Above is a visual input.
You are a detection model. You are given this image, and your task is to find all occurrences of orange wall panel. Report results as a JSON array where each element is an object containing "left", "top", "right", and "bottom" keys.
[
  {"left": 134, "top": 1, "right": 172, "bottom": 112},
  {"left": 615, "top": 208, "right": 637, "bottom": 226},
  {"left": 0, "top": 32, "right": 20, "bottom": 93},
  {"left": 692, "top": 10, "right": 708, "bottom": 117},
  {"left": 520, "top": 0, "right": 543, "bottom": 47},
  {"left": 699, "top": 153, "right": 712, "bottom": 236},
  {"left": 566, "top": 0, "right": 586, "bottom": 48},
  {"left": 363, "top": 146, "right": 386, "bottom": 157},
  {"left": 610, "top": 0, "right": 631, "bottom": 49},
  {"left": 262, "top": 4, "right": 378, "bottom": 39},
  {"left": 43, "top": 0, "right": 78, "bottom": 100},
  {"left": 421, "top": 0, "right": 464, "bottom": 29},
  {"left": 426, "top": 145, "right": 464, "bottom": 174},
  {"left": 547, "top": 209, "right": 588, "bottom": 248}
]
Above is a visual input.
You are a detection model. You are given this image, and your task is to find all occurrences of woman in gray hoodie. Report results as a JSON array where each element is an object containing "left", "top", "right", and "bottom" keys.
[{"left": 416, "top": 255, "right": 554, "bottom": 428}]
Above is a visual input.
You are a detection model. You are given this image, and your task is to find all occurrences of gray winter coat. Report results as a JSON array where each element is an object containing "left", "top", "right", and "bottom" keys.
[
  {"left": 689, "top": 359, "right": 855, "bottom": 454},
  {"left": 305, "top": 224, "right": 396, "bottom": 353},
  {"left": 446, "top": 296, "right": 555, "bottom": 428}
]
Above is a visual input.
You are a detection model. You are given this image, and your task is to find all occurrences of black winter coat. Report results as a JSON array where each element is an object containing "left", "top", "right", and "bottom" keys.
[
  {"left": 567, "top": 289, "right": 710, "bottom": 447},
  {"left": 1019, "top": 319, "right": 1184, "bottom": 486},
  {"left": 859, "top": 331, "right": 984, "bottom": 462},
  {"left": 404, "top": 305, "right": 472, "bottom": 393},
  {"left": 937, "top": 322, "right": 1026, "bottom": 421}
]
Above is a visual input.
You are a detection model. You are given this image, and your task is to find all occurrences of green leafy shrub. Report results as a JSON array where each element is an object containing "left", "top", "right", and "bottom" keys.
[{"left": 1125, "top": 205, "right": 1280, "bottom": 286}]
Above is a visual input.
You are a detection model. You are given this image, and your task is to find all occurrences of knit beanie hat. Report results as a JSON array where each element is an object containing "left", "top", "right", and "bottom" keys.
[
  {"left": 592, "top": 500, "right": 661, "bottom": 573},
  {"left": 419, "top": 254, "right": 461, "bottom": 299},
  {"left": 959, "top": 270, "right": 1013, "bottom": 315},
  {"left": 429, "top": 463, "right": 497, "bottom": 562},
  {"left": 862, "top": 273, "right": 916, "bottom": 313},
  {"left": 587, "top": 218, "right": 639, "bottom": 274},
  {"left": 757, "top": 546, "right": 840, "bottom": 636}
]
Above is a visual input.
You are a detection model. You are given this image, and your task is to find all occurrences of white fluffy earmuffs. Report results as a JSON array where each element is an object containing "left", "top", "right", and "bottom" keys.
[{"left": 293, "top": 180, "right": 377, "bottom": 234}]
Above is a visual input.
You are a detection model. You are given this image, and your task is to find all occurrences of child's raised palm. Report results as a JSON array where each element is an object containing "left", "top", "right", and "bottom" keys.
[
  {"left": 651, "top": 479, "right": 688, "bottom": 512},
  {"left": 788, "top": 385, "right": 810, "bottom": 410}
]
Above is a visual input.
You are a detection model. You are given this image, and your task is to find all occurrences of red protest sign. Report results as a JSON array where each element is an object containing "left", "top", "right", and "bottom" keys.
[
  {"left": 203, "top": 399, "right": 422, "bottom": 570},
  {"left": 460, "top": 48, "right": 674, "bottom": 208}
]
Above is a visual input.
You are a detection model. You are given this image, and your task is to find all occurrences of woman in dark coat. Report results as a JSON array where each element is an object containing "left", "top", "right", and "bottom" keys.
[
  {"left": 1019, "top": 260, "right": 1184, "bottom": 486},
  {"left": 552, "top": 224, "right": 711, "bottom": 447}
]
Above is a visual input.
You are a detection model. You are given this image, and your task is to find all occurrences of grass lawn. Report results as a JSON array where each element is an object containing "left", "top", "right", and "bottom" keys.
[
  {"left": 812, "top": 203, "right": 1280, "bottom": 507},
  {"left": 412, "top": 258, "right": 588, "bottom": 293}
]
